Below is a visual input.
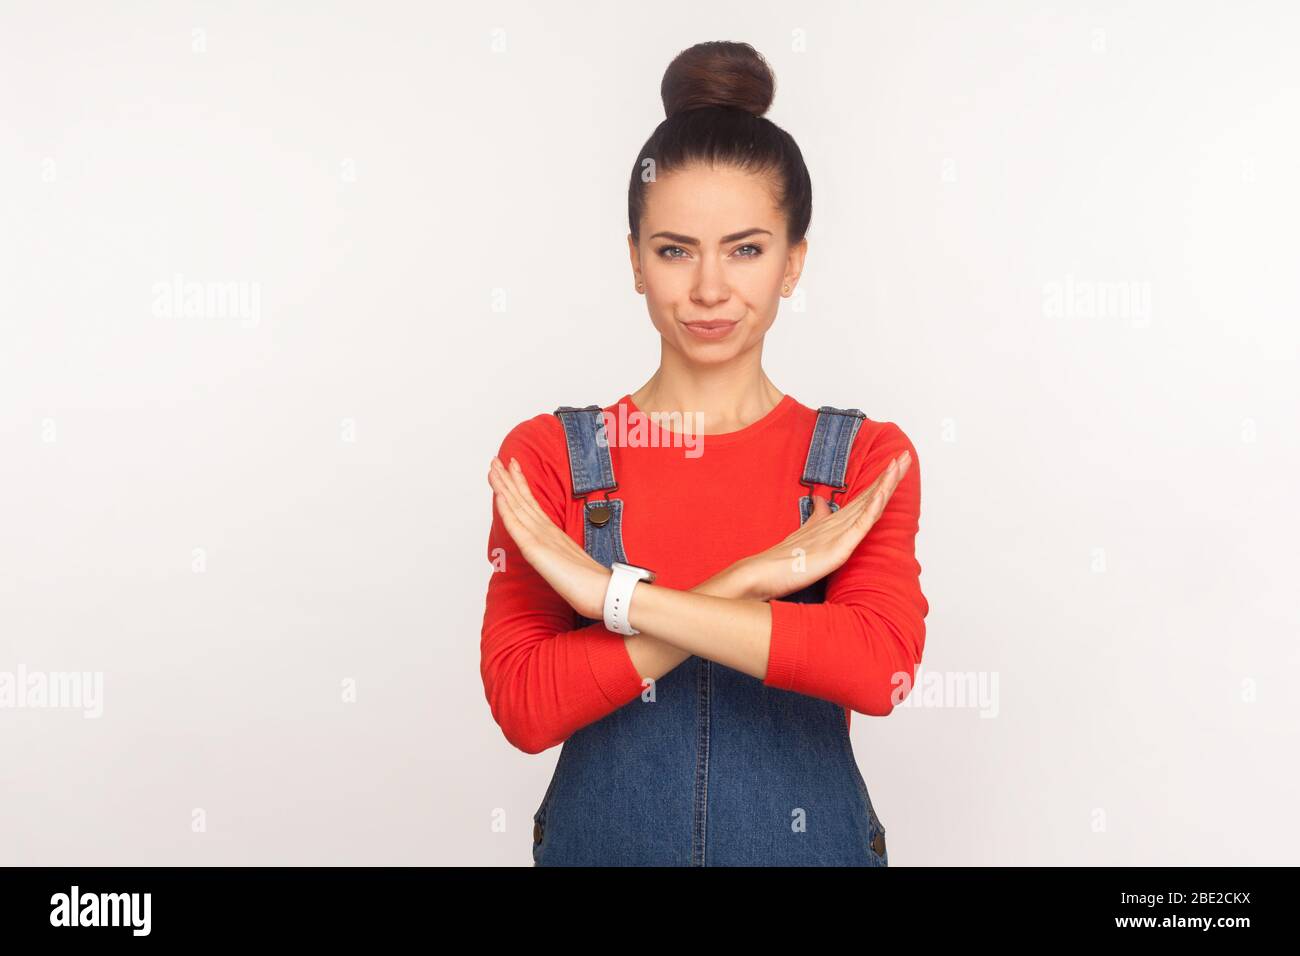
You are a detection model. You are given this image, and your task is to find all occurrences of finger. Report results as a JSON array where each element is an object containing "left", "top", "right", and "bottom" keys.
[
  {"left": 822, "top": 453, "right": 912, "bottom": 549},
  {"left": 837, "top": 453, "right": 908, "bottom": 531},
  {"left": 488, "top": 459, "right": 522, "bottom": 518},
  {"left": 869, "top": 454, "right": 910, "bottom": 516},
  {"left": 852, "top": 486, "right": 889, "bottom": 533},
  {"left": 506, "top": 457, "right": 550, "bottom": 521},
  {"left": 491, "top": 456, "right": 534, "bottom": 520},
  {"left": 856, "top": 450, "right": 912, "bottom": 507},
  {"left": 505, "top": 459, "right": 576, "bottom": 550},
  {"left": 814, "top": 484, "right": 888, "bottom": 564},
  {"left": 501, "top": 458, "right": 585, "bottom": 557},
  {"left": 490, "top": 459, "right": 540, "bottom": 541},
  {"left": 882, "top": 451, "right": 910, "bottom": 499},
  {"left": 843, "top": 457, "right": 896, "bottom": 513},
  {"left": 488, "top": 465, "right": 529, "bottom": 543},
  {"left": 493, "top": 457, "right": 581, "bottom": 556}
]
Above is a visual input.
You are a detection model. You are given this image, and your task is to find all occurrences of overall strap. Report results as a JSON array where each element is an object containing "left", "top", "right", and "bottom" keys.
[
  {"left": 798, "top": 405, "right": 868, "bottom": 524},
  {"left": 553, "top": 405, "right": 617, "bottom": 498},
  {"left": 552, "top": 405, "right": 630, "bottom": 622}
]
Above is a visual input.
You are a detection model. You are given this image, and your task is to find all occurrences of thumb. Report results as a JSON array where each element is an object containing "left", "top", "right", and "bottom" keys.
[{"left": 809, "top": 493, "right": 832, "bottom": 520}]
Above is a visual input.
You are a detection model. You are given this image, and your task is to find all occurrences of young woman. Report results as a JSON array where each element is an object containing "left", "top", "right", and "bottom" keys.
[{"left": 481, "top": 41, "right": 928, "bottom": 866}]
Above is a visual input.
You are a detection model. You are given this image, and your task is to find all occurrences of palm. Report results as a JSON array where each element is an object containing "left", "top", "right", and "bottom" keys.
[
  {"left": 744, "top": 453, "right": 910, "bottom": 601},
  {"left": 487, "top": 456, "right": 610, "bottom": 620}
]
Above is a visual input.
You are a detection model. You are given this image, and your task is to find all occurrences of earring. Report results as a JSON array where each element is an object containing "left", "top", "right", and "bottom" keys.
[
  {"left": 783, "top": 284, "right": 790, "bottom": 294},
  {"left": 636, "top": 282, "right": 644, "bottom": 292}
]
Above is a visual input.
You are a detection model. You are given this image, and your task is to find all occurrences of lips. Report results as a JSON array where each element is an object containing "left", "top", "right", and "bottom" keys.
[{"left": 681, "top": 319, "right": 740, "bottom": 341}]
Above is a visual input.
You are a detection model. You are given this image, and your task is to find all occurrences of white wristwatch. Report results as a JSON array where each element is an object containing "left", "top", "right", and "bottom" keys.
[{"left": 604, "top": 561, "right": 656, "bottom": 635}]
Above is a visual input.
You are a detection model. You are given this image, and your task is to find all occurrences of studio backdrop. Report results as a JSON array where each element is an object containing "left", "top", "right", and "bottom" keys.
[{"left": 1, "top": 1, "right": 1296, "bottom": 865}]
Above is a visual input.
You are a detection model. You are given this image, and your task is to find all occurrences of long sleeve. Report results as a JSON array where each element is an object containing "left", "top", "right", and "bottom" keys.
[
  {"left": 479, "top": 416, "right": 647, "bottom": 755},
  {"left": 763, "top": 421, "right": 929, "bottom": 717}
]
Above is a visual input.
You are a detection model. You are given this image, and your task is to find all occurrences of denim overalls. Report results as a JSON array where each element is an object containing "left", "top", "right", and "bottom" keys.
[{"left": 531, "top": 402, "right": 888, "bottom": 866}]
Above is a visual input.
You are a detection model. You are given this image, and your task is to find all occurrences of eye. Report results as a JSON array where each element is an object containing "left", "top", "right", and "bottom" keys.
[
  {"left": 656, "top": 245, "right": 688, "bottom": 259},
  {"left": 734, "top": 243, "right": 762, "bottom": 257}
]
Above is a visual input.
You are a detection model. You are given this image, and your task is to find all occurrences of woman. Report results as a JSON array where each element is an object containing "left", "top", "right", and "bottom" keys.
[{"left": 481, "top": 41, "right": 927, "bottom": 866}]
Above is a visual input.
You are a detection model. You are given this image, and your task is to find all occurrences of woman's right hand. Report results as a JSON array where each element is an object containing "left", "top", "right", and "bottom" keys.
[{"left": 728, "top": 451, "right": 911, "bottom": 602}]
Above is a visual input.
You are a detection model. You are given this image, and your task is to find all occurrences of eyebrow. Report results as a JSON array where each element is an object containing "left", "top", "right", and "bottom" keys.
[{"left": 647, "top": 227, "right": 773, "bottom": 245}]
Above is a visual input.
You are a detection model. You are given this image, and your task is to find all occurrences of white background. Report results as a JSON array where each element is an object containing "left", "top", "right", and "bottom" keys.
[{"left": 2, "top": 1, "right": 1297, "bottom": 865}]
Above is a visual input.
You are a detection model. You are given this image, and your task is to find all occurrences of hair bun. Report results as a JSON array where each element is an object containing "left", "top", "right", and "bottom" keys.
[{"left": 660, "top": 41, "right": 775, "bottom": 118}]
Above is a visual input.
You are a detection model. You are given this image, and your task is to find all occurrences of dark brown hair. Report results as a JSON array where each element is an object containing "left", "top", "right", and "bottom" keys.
[{"left": 627, "top": 41, "right": 813, "bottom": 246}]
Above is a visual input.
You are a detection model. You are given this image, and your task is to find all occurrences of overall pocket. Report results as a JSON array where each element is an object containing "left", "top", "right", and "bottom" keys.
[
  {"left": 865, "top": 802, "right": 888, "bottom": 865},
  {"left": 530, "top": 741, "right": 571, "bottom": 865},
  {"left": 834, "top": 710, "right": 888, "bottom": 865},
  {"left": 531, "top": 783, "right": 554, "bottom": 865}
]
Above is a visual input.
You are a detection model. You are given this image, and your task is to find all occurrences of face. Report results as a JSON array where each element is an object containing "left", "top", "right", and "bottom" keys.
[{"left": 629, "top": 163, "right": 806, "bottom": 362}]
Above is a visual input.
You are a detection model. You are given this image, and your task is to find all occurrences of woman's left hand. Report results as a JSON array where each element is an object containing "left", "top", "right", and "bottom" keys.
[{"left": 488, "top": 456, "right": 612, "bottom": 622}]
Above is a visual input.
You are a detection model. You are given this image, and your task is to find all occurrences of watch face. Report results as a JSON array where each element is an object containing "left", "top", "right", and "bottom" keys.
[{"left": 614, "top": 562, "right": 653, "bottom": 581}]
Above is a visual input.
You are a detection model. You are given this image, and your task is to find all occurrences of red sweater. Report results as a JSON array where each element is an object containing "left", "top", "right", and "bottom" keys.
[{"left": 480, "top": 393, "right": 928, "bottom": 755}]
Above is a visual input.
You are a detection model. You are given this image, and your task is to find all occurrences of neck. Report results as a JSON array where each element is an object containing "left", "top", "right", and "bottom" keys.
[{"left": 630, "top": 352, "right": 784, "bottom": 435}]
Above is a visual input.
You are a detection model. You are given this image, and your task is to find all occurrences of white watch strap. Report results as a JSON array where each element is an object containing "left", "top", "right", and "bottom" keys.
[{"left": 604, "top": 562, "right": 654, "bottom": 635}]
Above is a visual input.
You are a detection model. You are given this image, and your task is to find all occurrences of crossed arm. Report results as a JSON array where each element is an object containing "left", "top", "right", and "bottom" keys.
[
  {"left": 480, "top": 419, "right": 924, "bottom": 754},
  {"left": 486, "top": 449, "right": 910, "bottom": 683},
  {"left": 614, "top": 566, "right": 772, "bottom": 683}
]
